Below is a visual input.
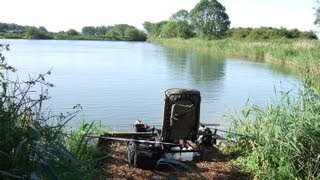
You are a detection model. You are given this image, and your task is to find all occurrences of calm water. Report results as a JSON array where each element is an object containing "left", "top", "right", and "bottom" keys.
[{"left": 1, "top": 39, "right": 300, "bottom": 130}]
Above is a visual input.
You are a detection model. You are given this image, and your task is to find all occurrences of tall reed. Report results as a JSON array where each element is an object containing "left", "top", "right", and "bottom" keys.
[
  {"left": 149, "top": 38, "right": 320, "bottom": 76},
  {"left": 228, "top": 79, "right": 320, "bottom": 179}
]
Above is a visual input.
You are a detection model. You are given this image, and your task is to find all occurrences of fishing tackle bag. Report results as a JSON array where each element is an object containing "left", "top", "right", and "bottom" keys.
[
  {"left": 197, "top": 125, "right": 214, "bottom": 146},
  {"left": 127, "top": 141, "right": 164, "bottom": 170}
]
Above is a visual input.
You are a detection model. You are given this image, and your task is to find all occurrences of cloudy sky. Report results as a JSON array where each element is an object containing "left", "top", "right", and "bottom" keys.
[{"left": 0, "top": 0, "right": 318, "bottom": 32}]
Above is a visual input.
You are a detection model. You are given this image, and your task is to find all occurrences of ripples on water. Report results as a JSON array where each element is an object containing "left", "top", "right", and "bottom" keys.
[{"left": 1, "top": 39, "right": 301, "bottom": 131}]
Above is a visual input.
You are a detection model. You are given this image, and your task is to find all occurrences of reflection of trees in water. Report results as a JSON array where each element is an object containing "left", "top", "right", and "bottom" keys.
[
  {"left": 267, "top": 63, "right": 295, "bottom": 76},
  {"left": 163, "top": 48, "right": 226, "bottom": 85},
  {"left": 189, "top": 52, "right": 225, "bottom": 83}
]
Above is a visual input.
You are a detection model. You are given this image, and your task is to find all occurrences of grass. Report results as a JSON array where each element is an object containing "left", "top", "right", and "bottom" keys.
[
  {"left": 227, "top": 79, "right": 320, "bottom": 179},
  {"left": 149, "top": 37, "right": 320, "bottom": 76},
  {"left": 67, "top": 121, "right": 108, "bottom": 167},
  {"left": 0, "top": 44, "right": 106, "bottom": 179}
]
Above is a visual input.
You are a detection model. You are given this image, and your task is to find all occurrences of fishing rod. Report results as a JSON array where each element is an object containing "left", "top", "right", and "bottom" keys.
[
  {"left": 87, "top": 135, "right": 181, "bottom": 146},
  {"left": 103, "top": 122, "right": 254, "bottom": 140},
  {"left": 208, "top": 128, "right": 255, "bottom": 140}
]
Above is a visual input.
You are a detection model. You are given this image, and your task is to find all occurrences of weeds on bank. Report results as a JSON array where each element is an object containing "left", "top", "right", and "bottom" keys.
[
  {"left": 150, "top": 38, "right": 320, "bottom": 75},
  {"left": 228, "top": 77, "right": 320, "bottom": 179},
  {"left": 0, "top": 44, "right": 105, "bottom": 179},
  {"left": 67, "top": 121, "right": 108, "bottom": 167}
]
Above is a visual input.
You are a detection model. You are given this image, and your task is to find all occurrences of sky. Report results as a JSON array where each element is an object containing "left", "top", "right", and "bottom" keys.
[{"left": 0, "top": 0, "right": 318, "bottom": 32}]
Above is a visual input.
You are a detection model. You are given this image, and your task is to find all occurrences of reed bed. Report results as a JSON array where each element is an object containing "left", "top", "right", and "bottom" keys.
[
  {"left": 228, "top": 83, "right": 320, "bottom": 179},
  {"left": 150, "top": 38, "right": 320, "bottom": 76}
]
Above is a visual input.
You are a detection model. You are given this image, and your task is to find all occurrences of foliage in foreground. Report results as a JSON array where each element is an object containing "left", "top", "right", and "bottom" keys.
[
  {"left": 67, "top": 121, "right": 107, "bottom": 166},
  {"left": 0, "top": 44, "right": 104, "bottom": 179},
  {"left": 228, "top": 78, "right": 320, "bottom": 179}
]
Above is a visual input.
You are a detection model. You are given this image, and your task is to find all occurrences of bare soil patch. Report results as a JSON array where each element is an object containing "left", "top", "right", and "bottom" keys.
[{"left": 98, "top": 140, "right": 249, "bottom": 179}]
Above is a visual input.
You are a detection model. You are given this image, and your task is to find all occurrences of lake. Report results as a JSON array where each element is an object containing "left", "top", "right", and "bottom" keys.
[{"left": 1, "top": 39, "right": 300, "bottom": 131}]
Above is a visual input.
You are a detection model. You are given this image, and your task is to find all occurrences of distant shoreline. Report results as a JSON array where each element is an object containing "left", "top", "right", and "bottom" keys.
[
  {"left": 0, "top": 32, "right": 147, "bottom": 42},
  {"left": 0, "top": 23, "right": 147, "bottom": 41}
]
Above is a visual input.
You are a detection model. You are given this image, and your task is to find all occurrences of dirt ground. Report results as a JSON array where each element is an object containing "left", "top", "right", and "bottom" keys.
[{"left": 98, "top": 140, "right": 249, "bottom": 179}]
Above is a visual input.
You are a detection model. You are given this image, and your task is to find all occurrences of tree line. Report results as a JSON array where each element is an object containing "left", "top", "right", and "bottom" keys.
[
  {"left": 143, "top": 0, "right": 318, "bottom": 40},
  {"left": 1, "top": 0, "right": 319, "bottom": 41},
  {"left": 0, "top": 23, "right": 146, "bottom": 41},
  {"left": 143, "top": 0, "right": 231, "bottom": 40}
]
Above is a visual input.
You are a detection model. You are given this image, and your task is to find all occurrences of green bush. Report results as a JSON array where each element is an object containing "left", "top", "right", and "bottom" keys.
[
  {"left": 124, "top": 27, "right": 147, "bottom": 41},
  {"left": 227, "top": 27, "right": 318, "bottom": 40},
  {"left": 227, "top": 28, "right": 252, "bottom": 39},
  {"left": 25, "top": 27, "right": 53, "bottom": 39}
]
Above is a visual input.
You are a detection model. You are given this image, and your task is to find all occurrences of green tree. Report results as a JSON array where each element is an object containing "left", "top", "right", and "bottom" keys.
[
  {"left": 161, "top": 21, "right": 178, "bottom": 38},
  {"left": 124, "top": 27, "right": 146, "bottom": 41},
  {"left": 25, "top": 27, "right": 41, "bottom": 39},
  {"left": 170, "top": 9, "right": 190, "bottom": 22},
  {"left": 0, "top": 23, "right": 9, "bottom": 32},
  {"left": 299, "top": 31, "right": 318, "bottom": 39},
  {"left": 167, "top": 9, "right": 195, "bottom": 38},
  {"left": 190, "top": 0, "right": 230, "bottom": 39},
  {"left": 124, "top": 27, "right": 139, "bottom": 40},
  {"left": 175, "top": 21, "right": 194, "bottom": 38},
  {"left": 106, "top": 29, "right": 120, "bottom": 40},
  {"left": 143, "top": 21, "right": 156, "bottom": 36},
  {"left": 315, "top": 0, "right": 320, "bottom": 28},
  {"left": 38, "top": 26, "right": 48, "bottom": 33},
  {"left": 143, "top": 21, "right": 168, "bottom": 37},
  {"left": 287, "top": 28, "right": 300, "bottom": 39},
  {"left": 81, "top": 26, "right": 96, "bottom": 36},
  {"left": 25, "top": 27, "right": 52, "bottom": 39},
  {"left": 228, "top": 27, "right": 252, "bottom": 39},
  {"left": 95, "top": 26, "right": 108, "bottom": 36},
  {"left": 66, "top": 29, "right": 79, "bottom": 36},
  {"left": 137, "top": 31, "right": 147, "bottom": 41},
  {"left": 0, "top": 22, "right": 27, "bottom": 33},
  {"left": 112, "top": 24, "right": 134, "bottom": 37}
]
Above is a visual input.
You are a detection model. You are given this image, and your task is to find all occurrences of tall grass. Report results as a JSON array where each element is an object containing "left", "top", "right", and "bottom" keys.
[
  {"left": 149, "top": 38, "right": 320, "bottom": 76},
  {"left": 67, "top": 121, "right": 107, "bottom": 167},
  {"left": 228, "top": 79, "right": 320, "bottom": 179},
  {"left": 0, "top": 44, "right": 105, "bottom": 179}
]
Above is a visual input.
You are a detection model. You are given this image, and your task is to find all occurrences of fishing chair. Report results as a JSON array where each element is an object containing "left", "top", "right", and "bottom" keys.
[
  {"left": 127, "top": 88, "right": 202, "bottom": 170},
  {"left": 158, "top": 88, "right": 203, "bottom": 158}
]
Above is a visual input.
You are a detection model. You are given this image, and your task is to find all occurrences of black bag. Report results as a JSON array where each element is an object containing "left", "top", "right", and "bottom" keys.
[
  {"left": 127, "top": 141, "right": 164, "bottom": 170},
  {"left": 198, "top": 126, "right": 214, "bottom": 146}
]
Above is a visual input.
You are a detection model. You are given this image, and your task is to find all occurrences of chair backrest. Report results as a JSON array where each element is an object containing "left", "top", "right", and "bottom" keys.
[{"left": 161, "top": 88, "right": 201, "bottom": 142}]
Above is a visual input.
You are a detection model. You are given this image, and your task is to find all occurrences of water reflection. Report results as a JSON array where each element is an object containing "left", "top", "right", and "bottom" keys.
[
  {"left": 164, "top": 48, "right": 226, "bottom": 84},
  {"left": 161, "top": 46, "right": 300, "bottom": 128},
  {"left": 1, "top": 40, "right": 300, "bottom": 130}
]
